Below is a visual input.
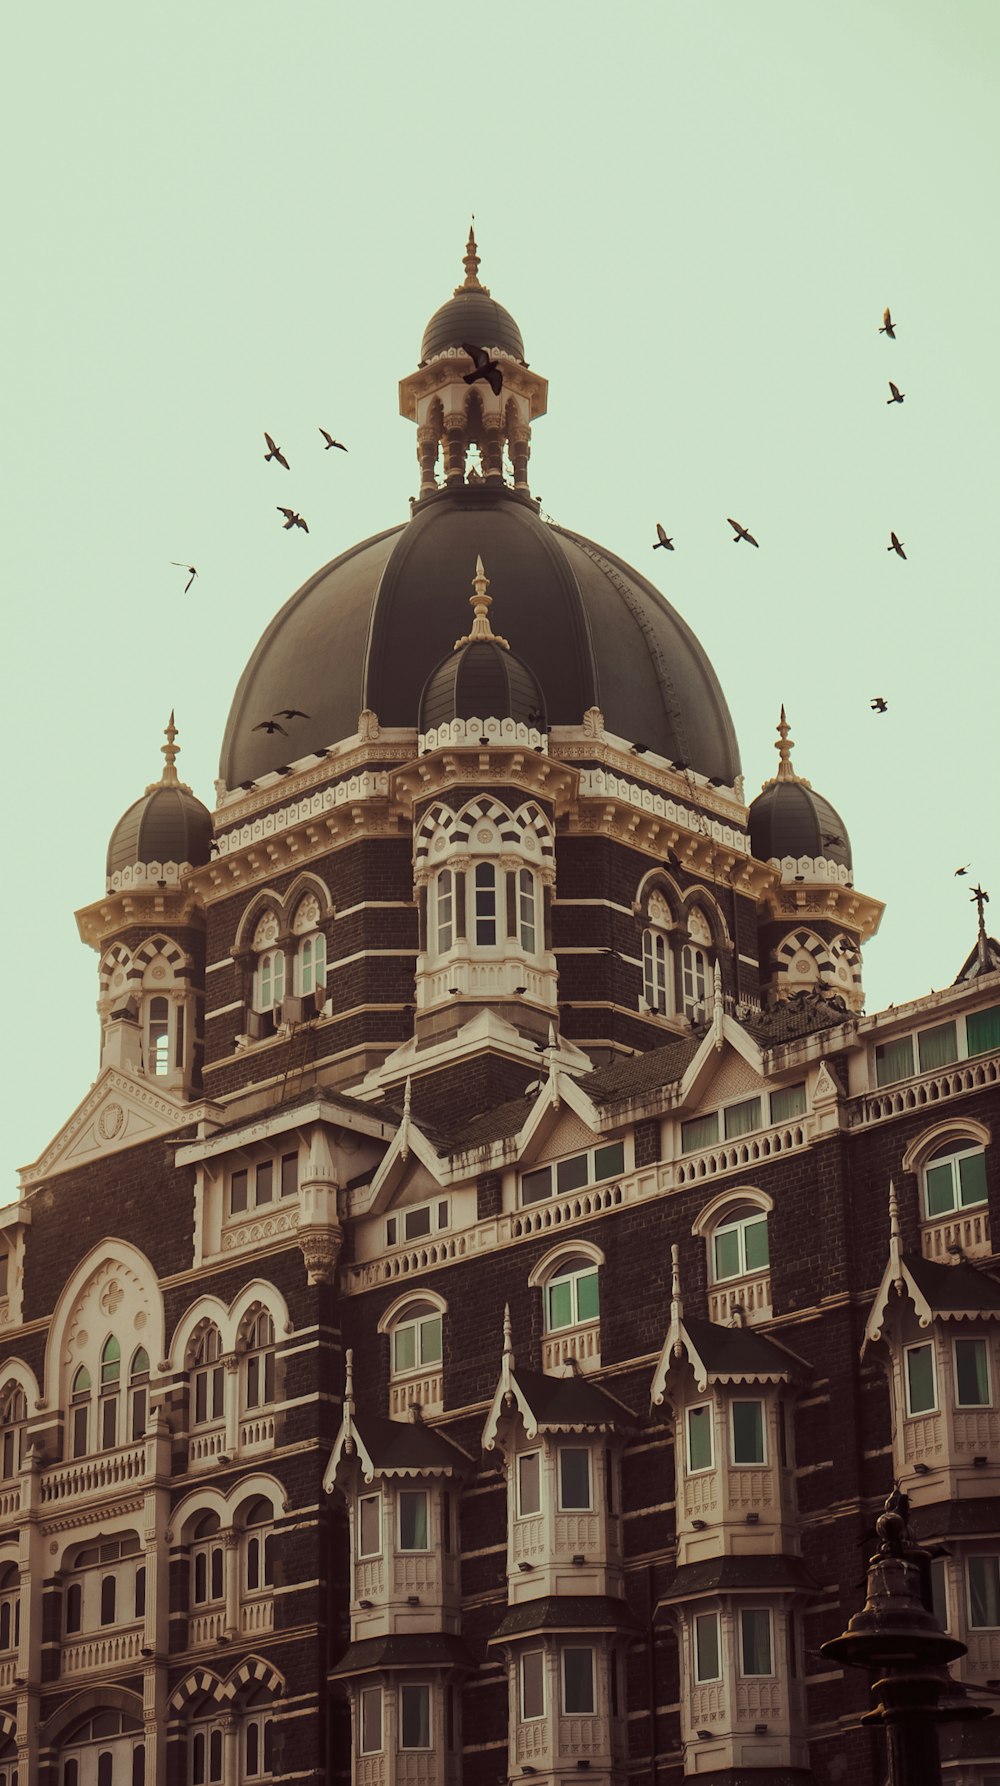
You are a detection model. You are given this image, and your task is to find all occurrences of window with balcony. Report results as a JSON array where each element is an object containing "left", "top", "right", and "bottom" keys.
[
  {"left": 189, "top": 1718, "right": 224, "bottom": 1785},
  {"left": 390, "top": 1301, "right": 443, "bottom": 1380},
  {"left": 770, "top": 1082, "right": 806, "bottom": 1123},
  {"left": 59, "top": 1713, "right": 145, "bottom": 1786},
  {"left": 642, "top": 927, "right": 670, "bottom": 1016},
  {"left": 0, "top": 1386, "right": 26, "bottom": 1479},
  {"left": 968, "top": 1555, "right": 1000, "bottom": 1628},
  {"left": 923, "top": 1142, "right": 988, "bottom": 1219},
  {"left": 521, "top": 1141, "right": 624, "bottom": 1206},
  {"left": 0, "top": 1563, "right": 20, "bottom": 1652},
  {"left": 904, "top": 1342, "right": 938, "bottom": 1415},
  {"left": 242, "top": 1694, "right": 275, "bottom": 1782},
  {"left": 293, "top": 897, "right": 327, "bottom": 997},
  {"left": 562, "top": 1647, "right": 595, "bottom": 1715},
  {"left": 190, "top": 1325, "right": 225, "bottom": 1445},
  {"left": 731, "top": 1400, "right": 766, "bottom": 1465},
  {"left": 191, "top": 1512, "right": 225, "bottom": 1611},
  {"left": 876, "top": 1006, "right": 1000, "bottom": 1088},
  {"left": 694, "top": 1610, "right": 721, "bottom": 1683},
  {"left": 739, "top": 1608, "right": 773, "bottom": 1675}
]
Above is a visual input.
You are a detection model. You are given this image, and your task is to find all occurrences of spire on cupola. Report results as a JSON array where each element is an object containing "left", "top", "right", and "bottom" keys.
[
  {"left": 456, "top": 224, "right": 489, "bottom": 294},
  {"left": 454, "top": 557, "right": 510, "bottom": 650},
  {"left": 770, "top": 705, "right": 810, "bottom": 787}
]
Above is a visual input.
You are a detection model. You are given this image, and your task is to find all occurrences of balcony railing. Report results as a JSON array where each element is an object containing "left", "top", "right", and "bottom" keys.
[
  {"left": 239, "top": 1413, "right": 274, "bottom": 1451},
  {"left": 189, "top": 1424, "right": 227, "bottom": 1467},
  {"left": 543, "top": 1321, "right": 601, "bottom": 1374},
  {"left": 922, "top": 1207, "right": 991, "bottom": 1262},
  {"left": 241, "top": 1596, "right": 273, "bottom": 1635},
  {"left": 63, "top": 1623, "right": 143, "bottom": 1676},
  {"left": 0, "top": 1483, "right": 20, "bottom": 1525},
  {"left": 40, "top": 1443, "right": 146, "bottom": 1506},
  {"left": 390, "top": 1371, "right": 443, "bottom": 1419},
  {"left": 852, "top": 1052, "right": 1000, "bottom": 1128},
  {"left": 709, "top": 1271, "right": 772, "bottom": 1326},
  {"left": 189, "top": 1607, "right": 226, "bottom": 1648}
]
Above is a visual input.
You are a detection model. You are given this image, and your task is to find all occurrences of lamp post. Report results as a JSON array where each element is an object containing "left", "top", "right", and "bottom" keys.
[{"left": 821, "top": 1495, "right": 989, "bottom": 1786}]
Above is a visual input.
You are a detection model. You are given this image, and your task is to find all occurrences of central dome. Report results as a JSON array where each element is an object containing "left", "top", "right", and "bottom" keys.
[{"left": 220, "top": 486, "right": 741, "bottom": 788}]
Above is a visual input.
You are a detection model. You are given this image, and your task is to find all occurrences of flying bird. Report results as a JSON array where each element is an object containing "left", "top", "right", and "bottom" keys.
[
  {"left": 170, "top": 562, "right": 197, "bottom": 593},
  {"left": 887, "top": 531, "right": 906, "bottom": 559},
  {"left": 253, "top": 718, "right": 289, "bottom": 736},
  {"left": 319, "top": 429, "right": 348, "bottom": 452},
  {"left": 870, "top": 697, "right": 888, "bottom": 714},
  {"left": 955, "top": 865, "right": 971, "bottom": 877},
  {"left": 728, "top": 518, "right": 759, "bottom": 547},
  {"left": 275, "top": 708, "right": 310, "bottom": 720},
  {"left": 462, "top": 343, "right": 503, "bottom": 396},
  {"left": 277, "top": 507, "right": 309, "bottom": 532},
  {"left": 879, "top": 307, "right": 897, "bottom": 338},
  {"left": 654, "top": 523, "right": 674, "bottom": 551},
  {"left": 264, "top": 432, "right": 289, "bottom": 469},
  {"left": 887, "top": 381, "right": 905, "bottom": 405}
]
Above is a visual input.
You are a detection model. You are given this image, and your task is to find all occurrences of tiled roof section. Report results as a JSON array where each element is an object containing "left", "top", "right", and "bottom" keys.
[
  {"left": 428, "top": 1093, "right": 536, "bottom": 1155},
  {"left": 682, "top": 1317, "right": 809, "bottom": 1380},
  {"left": 910, "top": 1496, "right": 1000, "bottom": 1542},
  {"left": 739, "top": 993, "right": 854, "bottom": 1048},
  {"left": 904, "top": 1254, "right": 1000, "bottom": 1315},
  {"left": 330, "top": 1633, "right": 478, "bottom": 1678},
  {"left": 578, "top": 1036, "right": 701, "bottom": 1107},
  {"left": 954, "top": 938, "right": 1000, "bottom": 983},
  {"left": 352, "top": 1414, "right": 473, "bottom": 1474},
  {"left": 490, "top": 1595, "right": 641, "bottom": 1643},
  {"left": 656, "top": 1554, "right": 816, "bottom": 1606},
  {"left": 513, "top": 1367, "right": 636, "bottom": 1430}
]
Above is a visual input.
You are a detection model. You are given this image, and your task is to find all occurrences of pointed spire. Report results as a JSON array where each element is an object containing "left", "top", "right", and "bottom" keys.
[
  {"left": 344, "top": 1347, "right": 355, "bottom": 1418},
  {"left": 454, "top": 555, "right": 510, "bottom": 650},
  {"left": 455, "top": 222, "right": 490, "bottom": 296},
  {"left": 503, "top": 1302, "right": 514, "bottom": 1362},
  {"left": 670, "top": 1244, "right": 683, "bottom": 1323},
  {"left": 501, "top": 1302, "right": 515, "bottom": 1403},
  {"left": 775, "top": 705, "right": 798, "bottom": 782},
  {"left": 888, "top": 1181, "right": 904, "bottom": 1290},
  {"left": 712, "top": 959, "right": 724, "bottom": 1051},
  {"left": 161, "top": 710, "right": 180, "bottom": 785},
  {"left": 972, "top": 884, "right": 992, "bottom": 973},
  {"left": 399, "top": 1076, "right": 412, "bottom": 1161}
]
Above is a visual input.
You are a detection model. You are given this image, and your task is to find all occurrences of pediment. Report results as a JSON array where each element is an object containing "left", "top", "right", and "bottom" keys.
[
  {"left": 680, "top": 1026, "right": 765, "bottom": 1116},
  {"left": 20, "top": 1068, "right": 211, "bottom": 1188}
]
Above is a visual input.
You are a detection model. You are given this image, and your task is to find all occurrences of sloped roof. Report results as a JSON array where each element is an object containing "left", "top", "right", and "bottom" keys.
[
  {"left": 330, "top": 1633, "right": 478, "bottom": 1679},
  {"left": 903, "top": 1254, "right": 1000, "bottom": 1315},
  {"left": 740, "top": 994, "right": 853, "bottom": 1048},
  {"left": 510, "top": 1367, "right": 636, "bottom": 1430},
  {"left": 656, "top": 1553, "right": 816, "bottom": 1607},
  {"left": 489, "top": 1595, "right": 640, "bottom": 1644},
  {"left": 338, "top": 1413, "right": 472, "bottom": 1479},
  {"left": 681, "top": 1317, "right": 810, "bottom": 1381},
  {"left": 578, "top": 1036, "right": 701, "bottom": 1107}
]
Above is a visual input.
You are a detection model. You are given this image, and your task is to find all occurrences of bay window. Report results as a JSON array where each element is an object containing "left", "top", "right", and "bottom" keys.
[
  {"left": 694, "top": 1610, "right": 721, "bottom": 1683},
  {"left": 558, "top": 1447, "right": 592, "bottom": 1511},
  {"left": 954, "top": 1337, "right": 991, "bottom": 1407},
  {"left": 686, "top": 1403, "right": 714, "bottom": 1473},
  {"left": 562, "top": 1647, "right": 595, "bottom": 1715},
  {"left": 731, "top": 1400, "right": 765, "bottom": 1465},
  {"left": 398, "top": 1489, "right": 430, "bottom": 1551},
  {"left": 400, "top": 1684, "right": 431, "bottom": 1750},
  {"left": 968, "top": 1556, "right": 1000, "bottom": 1628},
  {"left": 521, "top": 1649, "right": 545, "bottom": 1719},
  {"left": 904, "top": 1342, "right": 937, "bottom": 1415},
  {"left": 739, "top": 1607, "right": 773, "bottom": 1675}
]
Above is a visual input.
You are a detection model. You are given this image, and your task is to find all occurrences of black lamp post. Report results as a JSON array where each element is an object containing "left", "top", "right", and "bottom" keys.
[{"left": 821, "top": 1496, "right": 990, "bottom": 1786}]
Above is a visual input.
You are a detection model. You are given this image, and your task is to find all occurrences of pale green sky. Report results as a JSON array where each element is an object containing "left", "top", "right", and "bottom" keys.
[{"left": 4, "top": 1, "right": 998, "bottom": 1191}]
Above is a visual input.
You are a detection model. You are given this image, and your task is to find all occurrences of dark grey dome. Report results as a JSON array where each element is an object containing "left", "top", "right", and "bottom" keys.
[
  {"left": 749, "top": 779, "right": 852, "bottom": 870},
  {"left": 107, "top": 783, "right": 213, "bottom": 879},
  {"left": 420, "top": 291, "right": 525, "bottom": 364},
  {"left": 420, "top": 639, "right": 544, "bottom": 733},
  {"left": 220, "top": 486, "right": 741, "bottom": 789}
]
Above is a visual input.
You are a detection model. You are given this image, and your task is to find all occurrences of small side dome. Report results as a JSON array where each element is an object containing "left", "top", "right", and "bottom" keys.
[
  {"left": 749, "top": 709, "right": 852, "bottom": 871},
  {"left": 419, "top": 229, "right": 526, "bottom": 366},
  {"left": 106, "top": 715, "right": 213, "bottom": 884},
  {"left": 419, "top": 558, "right": 544, "bottom": 734}
]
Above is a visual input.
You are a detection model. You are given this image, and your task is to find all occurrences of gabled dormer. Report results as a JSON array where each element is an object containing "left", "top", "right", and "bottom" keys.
[{"left": 864, "top": 1182, "right": 1000, "bottom": 1509}]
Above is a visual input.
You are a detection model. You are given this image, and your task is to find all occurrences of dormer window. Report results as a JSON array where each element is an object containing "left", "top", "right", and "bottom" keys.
[{"left": 520, "top": 1140, "right": 624, "bottom": 1206}]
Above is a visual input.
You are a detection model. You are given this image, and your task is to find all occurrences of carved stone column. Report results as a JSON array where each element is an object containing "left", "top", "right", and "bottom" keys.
[
  {"left": 482, "top": 416, "right": 504, "bottom": 483},
  {"left": 222, "top": 1530, "right": 240, "bottom": 1641},
  {"left": 443, "top": 411, "right": 467, "bottom": 485},
  {"left": 509, "top": 425, "right": 531, "bottom": 490},
  {"left": 417, "top": 423, "right": 439, "bottom": 497}
]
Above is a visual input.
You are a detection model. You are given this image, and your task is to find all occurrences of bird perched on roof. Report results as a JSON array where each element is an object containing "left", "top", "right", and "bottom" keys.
[
  {"left": 264, "top": 432, "right": 289, "bottom": 469},
  {"left": 654, "top": 523, "right": 674, "bottom": 551},
  {"left": 955, "top": 865, "right": 971, "bottom": 877},
  {"left": 462, "top": 343, "right": 503, "bottom": 396},
  {"left": 728, "top": 518, "right": 759, "bottom": 547},
  {"left": 870, "top": 697, "right": 888, "bottom": 714},
  {"left": 319, "top": 428, "right": 348, "bottom": 451},
  {"left": 170, "top": 562, "right": 197, "bottom": 593},
  {"left": 887, "top": 531, "right": 906, "bottom": 559},
  {"left": 630, "top": 741, "right": 648, "bottom": 755},
  {"left": 887, "top": 381, "right": 905, "bottom": 405},
  {"left": 879, "top": 307, "right": 897, "bottom": 338},
  {"left": 253, "top": 717, "right": 289, "bottom": 736},
  {"left": 277, "top": 507, "right": 308, "bottom": 532}
]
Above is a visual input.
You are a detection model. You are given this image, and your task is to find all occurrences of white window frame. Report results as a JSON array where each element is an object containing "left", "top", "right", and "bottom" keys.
[
  {"left": 295, "top": 929, "right": 327, "bottom": 997},
  {"left": 517, "top": 867, "right": 538, "bottom": 953},
  {"left": 681, "top": 942, "right": 709, "bottom": 1020},
  {"left": 544, "top": 1260, "right": 600, "bottom": 1334},
  {"left": 358, "top": 1493, "right": 382, "bottom": 1559},
  {"left": 712, "top": 1210, "right": 769, "bottom": 1284},
  {"left": 685, "top": 1403, "right": 715, "bottom": 1474},
  {"left": 386, "top": 1199, "right": 450, "bottom": 1249},
  {"left": 520, "top": 1648, "right": 546, "bottom": 1721},
  {"left": 434, "top": 868, "right": 455, "bottom": 954},
  {"left": 557, "top": 1446, "right": 593, "bottom": 1512},
  {"left": 967, "top": 1555, "right": 1000, "bottom": 1629},
  {"left": 922, "top": 1142, "right": 988, "bottom": 1220},
  {"left": 397, "top": 1488, "right": 431, "bottom": 1554},
  {"left": 642, "top": 927, "right": 670, "bottom": 1015},
  {"left": 254, "top": 948, "right": 285, "bottom": 1014},
  {"left": 693, "top": 1609, "right": 722, "bottom": 1683},
  {"left": 516, "top": 1451, "right": 542, "bottom": 1519},
  {"left": 730, "top": 1399, "right": 766, "bottom": 1466},
  {"left": 473, "top": 861, "right": 498, "bottom": 947},
  {"left": 359, "top": 1686, "right": 383, "bottom": 1755},
  {"left": 904, "top": 1340, "right": 938, "bottom": 1416},
  {"left": 391, "top": 1307, "right": 443, "bottom": 1377},
  {"left": 739, "top": 1606, "right": 774, "bottom": 1677},
  {"left": 954, "top": 1336, "right": 992, "bottom": 1409},
  {"left": 520, "top": 1140, "right": 626, "bottom": 1207}
]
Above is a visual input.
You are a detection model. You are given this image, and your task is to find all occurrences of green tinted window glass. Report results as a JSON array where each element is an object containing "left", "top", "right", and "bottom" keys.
[
  {"left": 968, "top": 1006, "right": 1000, "bottom": 1056},
  {"left": 959, "top": 1151, "right": 988, "bottom": 1207},
  {"left": 419, "top": 1316, "right": 442, "bottom": 1365},
  {"left": 594, "top": 1141, "right": 625, "bottom": 1180},
  {"left": 771, "top": 1083, "right": 806, "bottom": 1122},
  {"left": 546, "top": 1279, "right": 573, "bottom": 1331},
  {"left": 918, "top": 1022, "right": 959, "bottom": 1071},
  {"left": 695, "top": 1611, "right": 720, "bottom": 1681},
  {"left": 744, "top": 1216, "right": 770, "bottom": 1271},
  {"left": 724, "top": 1097, "right": 761, "bottom": 1140},
  {"left": 875, "top": 1036, "right": 915, "bottom": 1086},
  {"left": 955, "top": 1338, "right": 990, "bottom": 1406},
  {"left": 687, "top": 1404, "right": 713, "bottom": 1472},
  {"left": 521, "top": 1168, "right": 551, "bottom": 1205},
  {"left": 906, "top": 1343, "right": 936, "bottom": 1414},
  {"left": 713, "top": 1227, "right": 741, "bottom": 1281},
  {"left": 925, "top": 1161, "right": 955, "bottom": 1216},
  {"left": 576, "top": 1270, "right": 599, "bottom": 1323},
  {"left": 393, "top": 1325, "right": 416, "bottom": 1373},
  {"left": 681, "top": 1113, "right": 719, "bottom": 1153},
  {"left": 556, "top": 1153, "right": 589, "bottom": 1194},
  {"left": 732, "top": 1400, "right": 764, "bottom": 1464}
]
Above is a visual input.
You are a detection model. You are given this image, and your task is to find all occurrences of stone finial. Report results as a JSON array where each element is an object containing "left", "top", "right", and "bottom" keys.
[
  {"left": 775, "top": 705, "right": 797, "bottom": 782},
  {"left": 161, "top": 711, "right": 180, "bottom": 786},
  {"left": 972, "top": 883, "right": 992, "bottom": 972},
  {"left": 670, "top": 1244, "right": 683, "bottom": 1320},
  {"left": 712, "top": 959, "right": 724, "bottom": 1051},
  {"left": 344, "top": 1348, "right": 355, "bottom": 1417},
  {"left": 454, "top": 556, "right": 510, "bottom": 651},
  {"left": 455, "top": 223, "right": 490, "bottom": 296},
  {"left": 503, "top": 1302, "right": 514, "bottom": 1362},
  {"left": 399, "top": 1076, "right": 412, "bottom": 1162},
  {"left": 888, "top": 1180, "right": 904, "bottom": 1291}
]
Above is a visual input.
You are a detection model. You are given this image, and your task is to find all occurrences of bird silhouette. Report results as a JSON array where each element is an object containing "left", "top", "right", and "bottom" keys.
[
  {"left": 319, "top": 429, "right": 348, "bottom": 452},
  {"left": 630, "top": 742, "right": 649, "bottom": 755},
  {"left": 170, "top": 562, "right": 197, "bottom": 593},
  {"left": 462, "top": 343, "right": 503, "bottom": 396},
  {"left": 253, "top": 718, "right": 289, "bottom": 736},
  {"left": 887, "top": 381, "right": 905, "bottom": 405},
  {"left": 955, "top": 865, "right": 971, "bottom": 877},
  {"left": 275, "top": 708, "right": 310, "bottom": 720},
  {"left": 264, "top": 432, "right": 289, "bottom": 469},
  {"left": 654, "top": 523, "right": 674, "bottom": 551},
  {"left": 870, "top": 697, "right": 889, "bottom": 714},
  {"left": 728, "top": 518, "right": 759, "bottom": 547},
  {"left": 879, "top": 307, "right": 897, "bottom": 339},
  {"left": 888, "top": 531, "right": 906, "bottom": 559},
  {"left": 822, "top": 834, "right": 846, "bottom": 850},
  {"left": 277, "top": 507, "right": 308, "bottom": 532}
]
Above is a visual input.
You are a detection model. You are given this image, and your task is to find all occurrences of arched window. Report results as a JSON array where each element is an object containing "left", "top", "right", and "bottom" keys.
[
  {"left": 191, "top": 1512, "right": 224, "bottom": 1608},
  {"left": 148, "top": 996, "right": 170, "bottom": 1076},
  {"left": 0, "top": 1562, "right": 20, "bottom": 1652},
  {"left": 243, "top": 1311, "right": 276, "bottom": 1413},
  {"left": 129, "top": 1348, "right": 149, "bottom": 1442},
  {"left": 517, "top": 869, "right": 537, "bottom": 953},
  {"left": 543, "top": 1256, "right": 600, "bottom": 1333},
  {"left": 64, "top": 1534, "right": 142, "bottom": 1641},
  {"left": 296, "top": 930, "right": 326, "bottom": 997},
  {"left": 71, "top": 1367, "right": 92, "bottom": 1458},
  {"left": 681, "top": 943, "right": 709, "bottom": 1022},
  {"left": 60, "top": 1714, "right": 145, "bottom": 1786},
  {"left": 241, "top": 1497, "right": 275, "bottom": 1596},
  {"left": 191, "top": 1326, "right": 225, "bottom": 1428},
  {"left": 712, "top": 1206, "right": 770, "bottom": 1283},
  {"left": 435, "top": 869, "right": 455, "bottom": 953},
  {"left": 189, "top": 1718, "right": 224, "bottom": 1785},
  {"left": 242, "top": 1689, "right": 276, "bottom": 1780},
  {"left": 474, "top": 863, "right": 498, "bottom": 946},
  {"left": 99, "top": 1336, "right": 121, "bottom": 1450},
  {"left": 390, "top": 1301, "right": 443, "bottom": 1378},
  {"left": 254, "top": 950, "right": 285, "bottom": 1014},
  {"left": 642, "top": 929, "right": 670, "bottom": 1015},
  {"left": 0, "top": 1387, "right": 26, "bottom": 1479},
  {"left": 923, "top": 1140, "right": 988, "bottom": 1219}
]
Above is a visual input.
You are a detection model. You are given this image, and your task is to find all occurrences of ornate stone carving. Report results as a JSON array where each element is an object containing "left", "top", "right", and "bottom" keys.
[{"left": 299, "top": 1228, "right": 342, "bottom": 1286}]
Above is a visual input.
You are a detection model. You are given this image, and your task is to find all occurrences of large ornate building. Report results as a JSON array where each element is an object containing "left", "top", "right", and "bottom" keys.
[{"left": 3, "top": 236, "right": 999, "bottom": 1786}]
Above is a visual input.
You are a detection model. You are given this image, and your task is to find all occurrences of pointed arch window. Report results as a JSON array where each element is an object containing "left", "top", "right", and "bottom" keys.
[
  {"left": 296, "top": 930, "right": 326, "bottom": 997},
  {"left": 99, "top": 1336, "right": 121, "bottom": 1450},
  {"left": 713, "top": 1207, "right": 770, "bottom": 1283},
  {"left": 517, "top": 869, "right": 537, "bottom": 953},
  {"left": 129, "top": 1348, "right": 149, "bottom": 1442},
  {"left": 0, "top": 1562, "right": 20, "bottom": 1652},
  {"left": 191, "top": 1511, "right": 225, "bottom": 1609},
  {"left": 435, "top": 868, "right": 455, "bottom": 952},
  {"left": 254, "top": 950, "right": 285, "bottom": 1014},
  {"left": 243, "top": 1311, "right": 276, "bottom": 1413},
  {"left": 0, "top": 1387, "right": 26, "bottom": 1480},
  {"left": 242, "top": 1496, "right": 275, "bottom": 1596},
  {"left": 642, "top": 929, "right": 670, "bottom": 1015},
  {"left": 71, "top": 1366, "right": 92, "bottom": 1458},
  {"left": 191, "top": 1326, "right": 225, "bottom": 1428}
]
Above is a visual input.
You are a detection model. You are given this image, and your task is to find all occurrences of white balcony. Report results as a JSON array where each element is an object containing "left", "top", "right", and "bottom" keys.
[
  {"left": 63, "top": 1622, "right": 143, "bottom": 1676},
  {"left": 922, "top": 1208, "right": 991, "bottom": 1262},
  {"left": 189, "top": 1607, "right": 226, "bottom": 1648},
  {"left": 188, "top": 1424, "right": 227, "bottom": 1467},
  {"left": 41, "top": 1443, "right": 145, "bottom": 1506}
]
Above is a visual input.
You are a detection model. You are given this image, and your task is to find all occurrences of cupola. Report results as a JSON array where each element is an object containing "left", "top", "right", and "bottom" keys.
[
  {"left": 106, "top": 713, "right": 213, "bottom": 891},
  {"left": 748, "top": 707, "right": 851, "bottom": 877},
  {"left": 418, "top": 556, "right": 546, "bottom": 744}
]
